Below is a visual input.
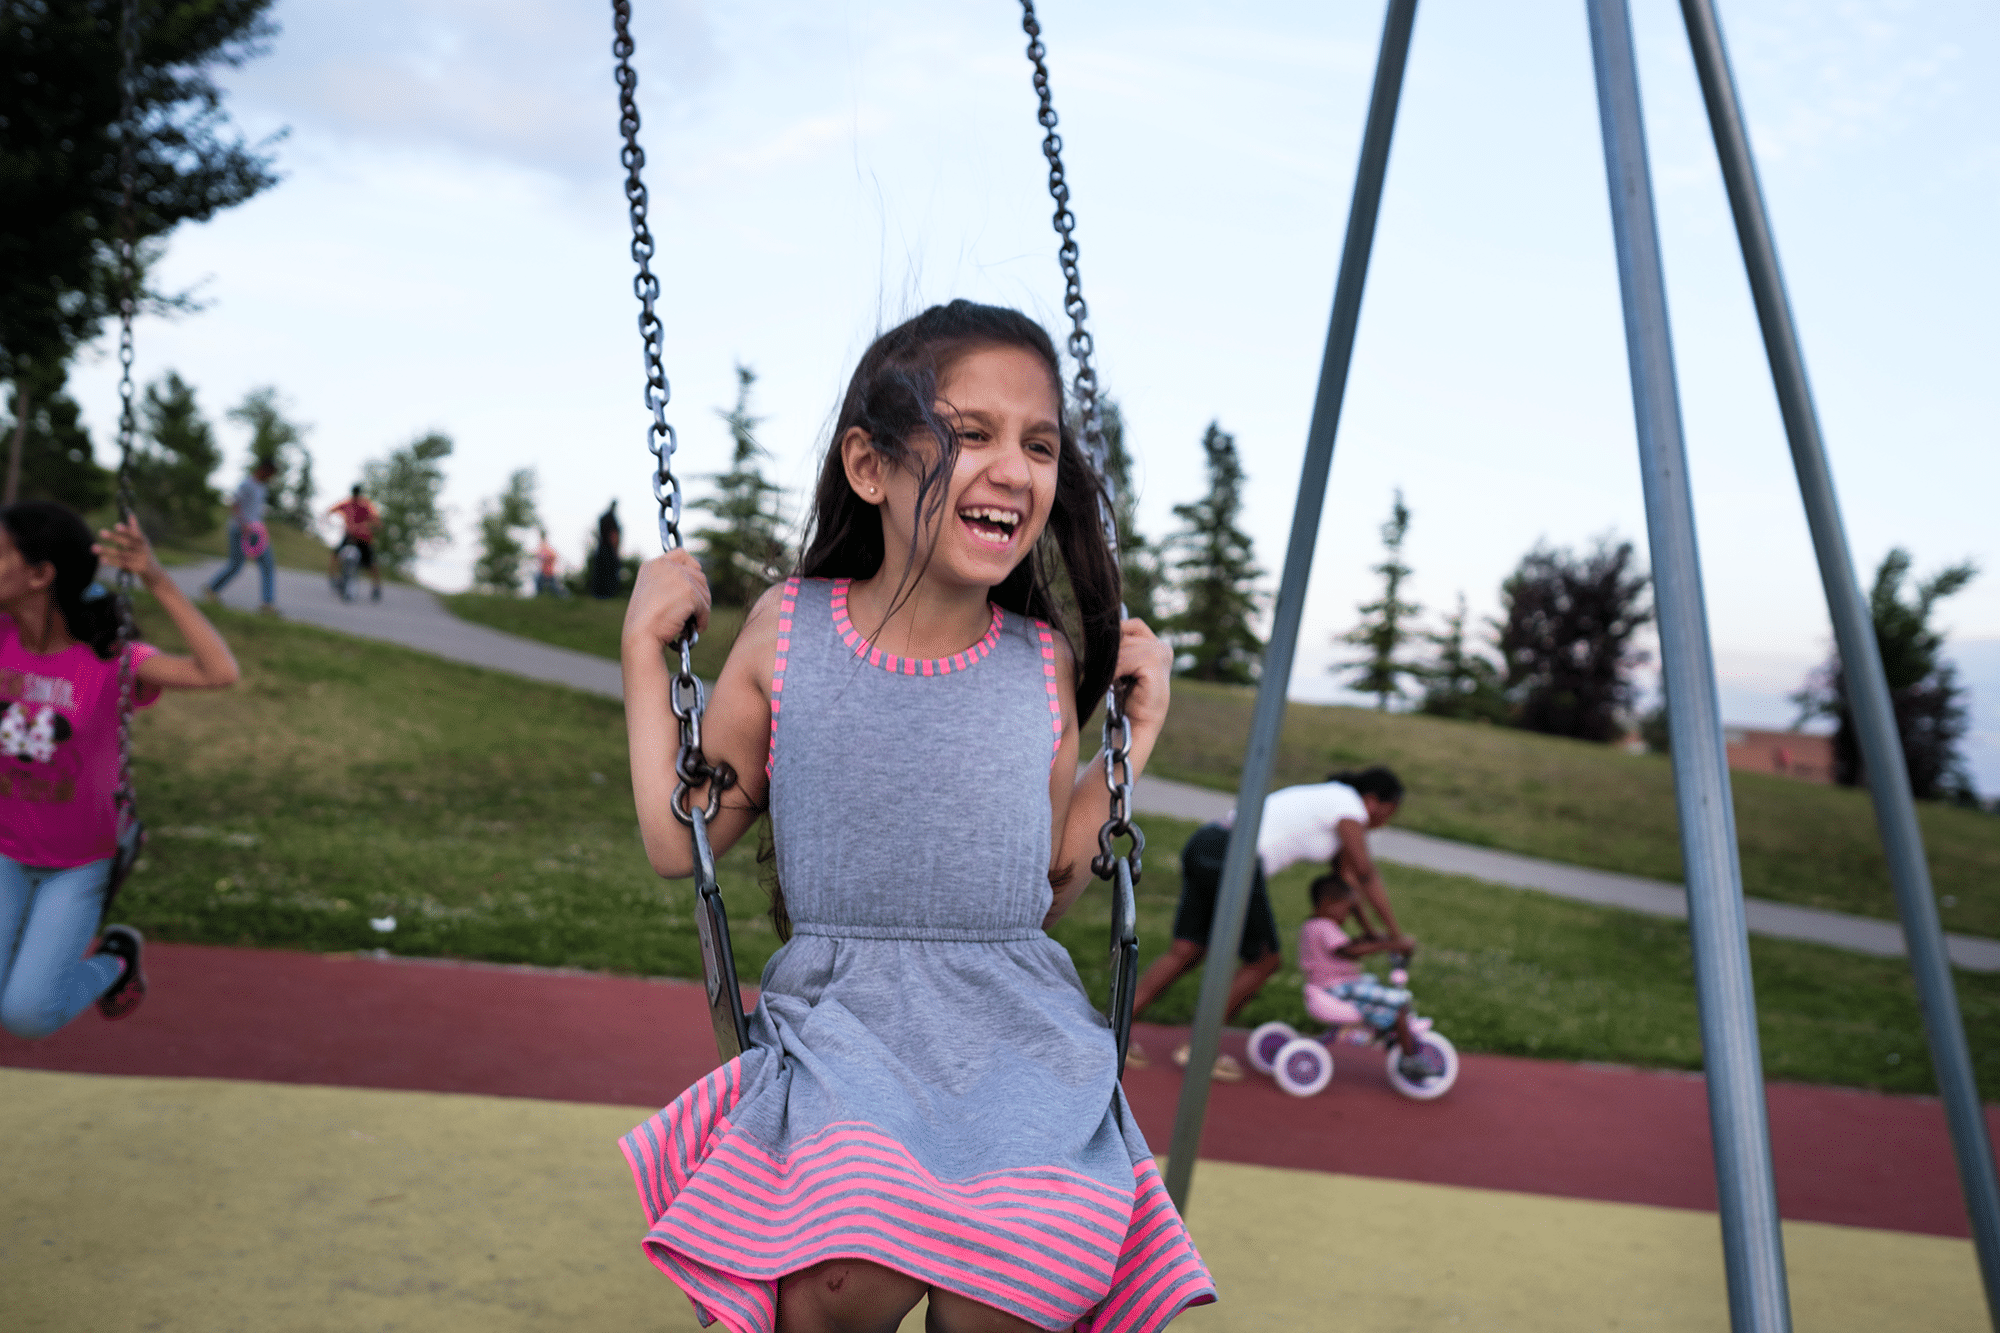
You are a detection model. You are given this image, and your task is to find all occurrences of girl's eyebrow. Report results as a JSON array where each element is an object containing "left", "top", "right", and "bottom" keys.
[{"left": 951, "top": 407, "right": 1061, "bottom": 438}]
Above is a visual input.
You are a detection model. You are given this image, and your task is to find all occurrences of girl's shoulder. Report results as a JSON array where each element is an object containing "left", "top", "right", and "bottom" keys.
[{"left": 717, "top": 580, "right": 793, "bottom": 689}]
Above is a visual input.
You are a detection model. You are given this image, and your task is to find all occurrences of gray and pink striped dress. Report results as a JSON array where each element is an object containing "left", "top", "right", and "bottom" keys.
[{"left": 621, "top": 576, "right": 1214, "bottom": 1333}]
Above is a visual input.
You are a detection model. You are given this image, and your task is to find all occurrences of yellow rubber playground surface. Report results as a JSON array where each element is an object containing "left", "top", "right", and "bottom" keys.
[{"left": 3, "top": 1066, "right": 1986, "bottom": 1333}]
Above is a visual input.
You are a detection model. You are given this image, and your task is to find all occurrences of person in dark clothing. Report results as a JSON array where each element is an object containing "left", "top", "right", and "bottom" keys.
[{"left": 590, "top": 500, "right": 623, "bottom": 599}]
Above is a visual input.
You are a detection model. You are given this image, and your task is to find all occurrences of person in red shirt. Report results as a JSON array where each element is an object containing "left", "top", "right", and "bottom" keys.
[
  {"left": 326, "top": 485, "right": 384, "bottom": 601},
  {"left": 2, "top": 502, "right": 239, "bottom": 1036}
]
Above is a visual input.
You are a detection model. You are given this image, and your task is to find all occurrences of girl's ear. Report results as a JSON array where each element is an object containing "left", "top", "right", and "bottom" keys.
[
  {"left": 840, "top": 427, "right": 886, "bottom": 505},
  {"left": 23, "top": 561, "right": 57, "bottom": 595}
]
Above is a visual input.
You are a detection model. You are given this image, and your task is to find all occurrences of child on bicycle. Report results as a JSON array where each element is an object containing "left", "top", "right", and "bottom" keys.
[
  {"left": 326, "top": 485, "right": 383, "bottom": 601},
  {"left": 1301, "top": 873, "right": 1429, "bottom": 1079}
]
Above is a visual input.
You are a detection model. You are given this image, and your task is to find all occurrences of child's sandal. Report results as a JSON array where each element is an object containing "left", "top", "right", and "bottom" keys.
[{"left": 94, "top": 925, "right": 147, "bottom": 1020}]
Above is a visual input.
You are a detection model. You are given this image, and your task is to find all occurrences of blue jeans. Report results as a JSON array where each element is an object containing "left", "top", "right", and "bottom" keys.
[
  {"left": 0, "top": 854, "right": 119, "bottom": 1039},
  {"left": 208, "top": 520, "right": 276, "bottom": 605}
]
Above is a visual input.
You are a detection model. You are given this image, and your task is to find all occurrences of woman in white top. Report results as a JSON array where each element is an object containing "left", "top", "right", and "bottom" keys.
[{"left": 1127, "top": 767, "right": 1404, "bottom": 1075}]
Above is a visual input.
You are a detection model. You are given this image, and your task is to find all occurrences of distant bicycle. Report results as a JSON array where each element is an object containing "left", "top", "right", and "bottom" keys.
[
  {"left": 1246, "top": 953, "right": 1459, "bottom": 1101},
  {"left": 332, "top": 540, "right": 362, "bottom": 602}
]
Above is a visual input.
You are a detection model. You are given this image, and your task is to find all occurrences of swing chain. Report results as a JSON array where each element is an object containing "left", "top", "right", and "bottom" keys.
[
  {"left": 611, "top": 0, "right": 680, "bottom": 557},
  {"left": 111, "top": 0, "right": 142, "bottom": 840},
  {"left": 612, "top": 0, "right": 734, "bottom": 830},
  {"left": 1017, "top": 1, "right": 1108, "bottom": 497},
  {"left": 1019, "top": 2, "right": 1141, "bottom": 886}
]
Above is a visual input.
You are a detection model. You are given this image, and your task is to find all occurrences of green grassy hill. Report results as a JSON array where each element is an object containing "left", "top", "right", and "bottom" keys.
[
  {"left": 444, "top": 595, "right": 2000, "bottom": 937},
  {"left": 119, "top": 597, "right": 1999, "bottom": 1095}
]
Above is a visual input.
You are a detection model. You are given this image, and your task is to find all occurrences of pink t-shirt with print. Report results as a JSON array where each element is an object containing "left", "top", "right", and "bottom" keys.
[
  {"left": 0, "top": 613, "right": 160, "bottom": 868},
  {"left": 1299, "top": 915, "right": 1366, "bottom": 991}
]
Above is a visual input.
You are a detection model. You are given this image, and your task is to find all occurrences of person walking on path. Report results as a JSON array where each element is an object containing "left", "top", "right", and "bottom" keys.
[
  {"left": 589, "top": 501, "right": 622, "bottom": 599},
  {"left": 1, "top": 502, "right": 239, "bottom": 1038},
  {"left": 1126, "top": 766, "right": 1407, "bottom": 1077},
  {"left": 325, "top": 485, "right": 383, "bottom": 602},
  {"left": 204, "top": 461, "right": 279, "bottom": 614},
  {"left": 620, "top": 302, "right": 1213, "bottom": 1332}
]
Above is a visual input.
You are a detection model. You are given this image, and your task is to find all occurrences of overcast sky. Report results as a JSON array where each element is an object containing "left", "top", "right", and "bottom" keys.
[{"left": 65, "top": 0, "right": 2000, "bottom": 790}]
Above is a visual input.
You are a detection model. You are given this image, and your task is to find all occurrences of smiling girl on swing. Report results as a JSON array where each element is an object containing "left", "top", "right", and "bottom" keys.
[{"left": 620, "top": 302, "right": 1214, "bottom": 1333}]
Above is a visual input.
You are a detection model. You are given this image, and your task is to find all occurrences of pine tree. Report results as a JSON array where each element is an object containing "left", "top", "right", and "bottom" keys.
[
  {"left": 363, "top": 432, "right": 454, "bottom": 574},
  {"left": 228, "top": 387, "right": 315, "bottom": 527},
  {"left": 133, "top": 371, "right": 222, "bottom": 538},
  {"left": 1, "top": 359, "right": 111, "bottom": 511},
  {"left": 1792, "top": 548, "right": 1977, "bottom": 799},
  {"left": 1165, "top": 422, "right": 1264, "bottom": 684},
  {"left": 1417, "top": 592, "right": 1510, "bottom": 723},
  {"left": 1339, "top": 489, "right": 1421, "bottom": 709},
  {"left": 692, "top": 365, "right": 789, "bottom": 607},
  {"left": 1098, "top": 399, "right": 1163, "bottom": 624},
  {"left": 472, "top": 469, "right": 541, "bottom": 595}
]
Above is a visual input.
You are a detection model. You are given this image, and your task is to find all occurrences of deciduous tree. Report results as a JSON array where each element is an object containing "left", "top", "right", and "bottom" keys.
[
  {"left": 1496, "top": 537, "right": 1651, "bottom": 742},
  {"left": 1792, "top": 548, "right": 1977, "bottom": 799},
  {"left": 472, "top": 468, "right": 540, "bottom": 595},
  {"left": 3, "top": 0, "right": 282, "bottom": 491},
  {"left": 363, "top": 432, "right": 453, "bottom": 575}
]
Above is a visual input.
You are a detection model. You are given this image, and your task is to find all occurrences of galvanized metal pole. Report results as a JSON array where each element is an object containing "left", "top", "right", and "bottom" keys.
[
  {"left": 1678, "top": 1, "right": 2000, "bottom": 1318},
  {"left": 1586, "top": 2, "right": 1791, "bottom": 1327},
  {"left": 1162, "top": 0, "right": 1419, "bottom": 1215}
]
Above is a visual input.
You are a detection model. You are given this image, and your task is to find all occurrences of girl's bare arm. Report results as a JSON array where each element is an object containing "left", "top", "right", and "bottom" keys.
[
  {"left": 625, "top": 555, "right": 775, "bottom": 878},
  {"left": 94, "top": 518, "right": 239, "bottom": 690},
  {"left": 1047, "top": 619, "right": 1173, "bottom": 926}
]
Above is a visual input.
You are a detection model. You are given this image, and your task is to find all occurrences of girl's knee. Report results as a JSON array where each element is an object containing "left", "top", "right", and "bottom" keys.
[
  {"left": 0, "top": 993, "right": 67, "bottom": 1041},
  {"left": 778, "top": 1257, "right": 926, "bottom": 1333}
]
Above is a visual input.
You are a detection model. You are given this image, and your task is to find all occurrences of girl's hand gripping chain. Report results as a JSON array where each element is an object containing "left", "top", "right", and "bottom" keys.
[
  {"left": 624, "top": 548, "right": 712, "bottom": 650},
  {"left": 623, "top": 550, "right": 715, "bottom": 876},
  {"left": 1046, "top": 616, "right": 1174, "bottom": 927},
  {"left": 1110, "top": 615, "right": 1175, "bottom": 743}
]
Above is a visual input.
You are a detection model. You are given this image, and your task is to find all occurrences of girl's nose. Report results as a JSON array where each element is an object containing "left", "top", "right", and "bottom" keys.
[{"left": 989, "top": 438, "right": 1033, "bottom": 488}]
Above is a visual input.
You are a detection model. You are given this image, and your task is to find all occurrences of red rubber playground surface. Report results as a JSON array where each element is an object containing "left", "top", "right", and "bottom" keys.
[{"left": 3, "top": 942, "right": 1991, "bottom": 1239}]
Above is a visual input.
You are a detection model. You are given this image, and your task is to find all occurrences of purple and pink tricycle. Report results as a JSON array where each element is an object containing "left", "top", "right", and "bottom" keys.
[{"left": 1246, "top": 953, "right": 1459, "bottom": 1100}]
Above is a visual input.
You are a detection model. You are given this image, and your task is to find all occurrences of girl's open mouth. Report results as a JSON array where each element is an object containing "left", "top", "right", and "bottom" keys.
[{"left": 958, "top": 506, "right": 1021, "bottom": 547}]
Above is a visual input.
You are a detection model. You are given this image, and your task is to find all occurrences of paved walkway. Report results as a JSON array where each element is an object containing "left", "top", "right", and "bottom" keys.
[
  {"left": 2, "top": 945, "right": 1990, "bottom": 1331},
  {"left": 168, "top": 560, "right": 623, "bottom": 698},
  {"left": 170, "top": 560, "right": 2000, "bottom": 972},
  {"left": 1133, "top": 774, "right": 2000, "bottom": 971}
]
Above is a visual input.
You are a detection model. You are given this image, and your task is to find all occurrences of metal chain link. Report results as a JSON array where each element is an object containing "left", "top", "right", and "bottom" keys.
[
  {"left": 110, "top": 0, "right": 142, "bottom": 842},
  {"left": 611, "top": 0, "right": 733, "bottom": 829},
  {"left": 1019, "top": 1, "right": 1142, "bottom": 884}
]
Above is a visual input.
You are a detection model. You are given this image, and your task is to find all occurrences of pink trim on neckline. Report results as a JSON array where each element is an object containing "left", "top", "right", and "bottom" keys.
[{"left": 830, "top": 578, "right": 1003, "bottom": 677}]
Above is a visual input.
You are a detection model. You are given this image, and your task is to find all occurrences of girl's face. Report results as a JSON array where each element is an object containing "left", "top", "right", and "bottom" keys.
[
  {"left": 861, "top": 344, "right": 1063, "bottom": 592},
  {"left": 0, "top": 526, "right": 53, "bottom": 607}
]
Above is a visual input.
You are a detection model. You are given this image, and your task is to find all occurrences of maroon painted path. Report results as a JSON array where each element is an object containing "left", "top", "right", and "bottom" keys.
[{"left": 4, "top": 943, "right": 1992, "bottom": 1239}]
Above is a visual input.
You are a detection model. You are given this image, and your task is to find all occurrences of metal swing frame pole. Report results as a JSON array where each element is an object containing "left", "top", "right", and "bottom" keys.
[
  {"left": 1588, "top": 1, "right": 1791, "bottom": 1326},
  {"left": 1677, "top": 2, "right": 2000, "bottom": 1316},
  {"left": 1162, "top": 0, "right": 1419, "bottom": 1214}
]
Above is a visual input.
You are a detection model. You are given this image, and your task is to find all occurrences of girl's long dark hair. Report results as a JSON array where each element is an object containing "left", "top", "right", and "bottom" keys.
[
  {"left": 793, "top": 300, "right": 1122, "bottom": 723},
  {"left": 2, "top": 501, "right": 128, "bottom": 660}
]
